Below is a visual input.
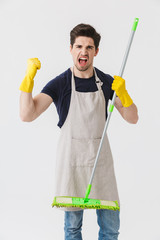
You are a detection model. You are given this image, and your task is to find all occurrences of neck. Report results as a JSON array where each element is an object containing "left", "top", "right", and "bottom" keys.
[{"left": 70, "top": 65, "right": 94, "bottom": 78}]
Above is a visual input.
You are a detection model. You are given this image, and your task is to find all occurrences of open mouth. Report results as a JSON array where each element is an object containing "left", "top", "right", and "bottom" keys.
[{"left": 78, "top": 57, "right": 88, "bottom": 67}]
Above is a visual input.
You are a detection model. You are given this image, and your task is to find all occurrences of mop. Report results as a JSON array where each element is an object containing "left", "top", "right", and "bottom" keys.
[{"left": 52, "top": 18, "right": 139, "bottom": 211}]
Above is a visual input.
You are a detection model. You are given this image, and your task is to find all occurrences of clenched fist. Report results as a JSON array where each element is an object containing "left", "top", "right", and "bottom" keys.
[
  {"left": 19, "top": 58, "right": 41, "bottom": 93},
  {"left": 112, "top": 76, "right": 133, "bottom": 107},
  {"left": 26, "top": 58, "right": 41, "bottom": 79}
]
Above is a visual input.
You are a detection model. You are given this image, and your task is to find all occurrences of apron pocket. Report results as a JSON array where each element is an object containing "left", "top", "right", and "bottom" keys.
[{"left": 71, "top": 137, "right": 107, "bottom": 167}]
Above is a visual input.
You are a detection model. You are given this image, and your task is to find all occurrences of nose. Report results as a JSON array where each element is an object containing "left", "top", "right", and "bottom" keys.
[{"left": 81, "top": 47, "right": 87, "bottom": 56}]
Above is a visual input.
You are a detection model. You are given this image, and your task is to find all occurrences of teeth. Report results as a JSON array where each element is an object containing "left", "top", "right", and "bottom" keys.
[{"left": 79, "top": 58, "right": 87, "bottom": 61}]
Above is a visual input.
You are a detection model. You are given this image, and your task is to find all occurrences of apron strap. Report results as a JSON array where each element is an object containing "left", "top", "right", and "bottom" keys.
[
  {"left": 93, "top": 68, "right": 103, "bottom": 91},
  {"left": 71, "top": 67, "right": 103, "bottom": 92}
]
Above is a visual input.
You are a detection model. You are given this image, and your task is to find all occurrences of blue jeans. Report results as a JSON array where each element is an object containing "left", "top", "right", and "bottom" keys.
[{"left": 64, "top": 209, "right": 120, "bottom": 240}]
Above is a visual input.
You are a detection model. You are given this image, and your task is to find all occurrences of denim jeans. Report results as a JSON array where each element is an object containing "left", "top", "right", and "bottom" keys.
[{"left": 64, "top": 209, "right": 120, "bottom": 240}]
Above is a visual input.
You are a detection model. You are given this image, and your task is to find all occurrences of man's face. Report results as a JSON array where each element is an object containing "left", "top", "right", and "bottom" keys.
[{"left": 70, "top": 36, "right": 99, "bottom": 72}]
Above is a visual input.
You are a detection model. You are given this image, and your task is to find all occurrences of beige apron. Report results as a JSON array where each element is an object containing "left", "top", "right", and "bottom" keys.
[{"left": 54, "top": 67, "right": 119, "bottom": 211}]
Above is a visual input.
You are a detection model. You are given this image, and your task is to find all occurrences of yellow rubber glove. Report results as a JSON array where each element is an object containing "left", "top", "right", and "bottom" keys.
[
  {"left": 112, "top": 76, "right": 133, "bottom": 107},
  {"left": 19, "top": 58, "right": 41, "bottom": 92}
]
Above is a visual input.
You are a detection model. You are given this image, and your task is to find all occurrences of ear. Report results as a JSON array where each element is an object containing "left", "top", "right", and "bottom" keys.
[
  {"left": 94, "top": 47, "right": 99, "bottom": 56},
  {"left": 70, "top": 44, "right": 73, "bottom": 53}
]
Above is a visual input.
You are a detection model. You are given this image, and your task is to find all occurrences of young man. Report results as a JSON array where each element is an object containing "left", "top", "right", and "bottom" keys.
[{"left": 19, "top": 23, "right": 138, "bottom": 240}]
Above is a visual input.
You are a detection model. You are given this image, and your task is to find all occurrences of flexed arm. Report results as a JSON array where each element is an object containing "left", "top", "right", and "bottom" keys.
[{"left": 19, "top": 58, "right": 52, "bottom": 122}]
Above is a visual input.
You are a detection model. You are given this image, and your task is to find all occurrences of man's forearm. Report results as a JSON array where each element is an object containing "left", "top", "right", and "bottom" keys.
[
  {"left": 19, "top": 58, "right": 41, "bottom": 121},
  {"left": 122, "top": 103, "right": 138, "bottom": 124},
  {"left": 115, "top": 97, "right": 138, "bottom": 124},
  {"left": 19, "top": 92, "right": 36, "bottom": 121}
]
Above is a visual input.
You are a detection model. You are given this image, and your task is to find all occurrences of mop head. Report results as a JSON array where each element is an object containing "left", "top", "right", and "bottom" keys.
[{"left": 52, "top": 196, "right": 120, "bottom": 211}]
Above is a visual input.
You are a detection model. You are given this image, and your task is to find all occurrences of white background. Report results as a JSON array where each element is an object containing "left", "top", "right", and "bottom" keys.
[{"left": 0, "top": 0, "right": 160, "bottom": 239}]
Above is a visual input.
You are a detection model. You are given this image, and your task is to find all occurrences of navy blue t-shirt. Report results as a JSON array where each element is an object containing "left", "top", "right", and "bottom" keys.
[{"left": 41, "top": 67, "right": 114, "bottom": 128}]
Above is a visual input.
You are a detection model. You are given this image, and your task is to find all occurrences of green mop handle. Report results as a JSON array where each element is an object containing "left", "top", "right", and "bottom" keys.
[
  {"left": 109, "top": 18, "right": 139, "bottom": 111},
  {"left": 85, "top": 18, "right": 139, "bottom": 200}
]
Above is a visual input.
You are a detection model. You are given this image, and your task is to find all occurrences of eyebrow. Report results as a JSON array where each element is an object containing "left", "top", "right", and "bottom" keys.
[{"left": 75, "top": 44, "right": 94, "bottom": 48}]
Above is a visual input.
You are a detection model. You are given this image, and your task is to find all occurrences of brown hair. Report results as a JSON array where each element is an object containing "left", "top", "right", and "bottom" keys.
[{"left": 70, "top": 23, "right": 101, "bottom": 50}]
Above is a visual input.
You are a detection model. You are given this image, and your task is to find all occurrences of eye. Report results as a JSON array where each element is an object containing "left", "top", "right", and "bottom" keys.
[{"left": 87, "top": 46, "right": 93, "bottom": 50}]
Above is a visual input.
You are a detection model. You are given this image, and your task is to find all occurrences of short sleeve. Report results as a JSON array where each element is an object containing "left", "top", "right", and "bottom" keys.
[{"left": 41, "top": 78, "right": 58, "bottom": 104}]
